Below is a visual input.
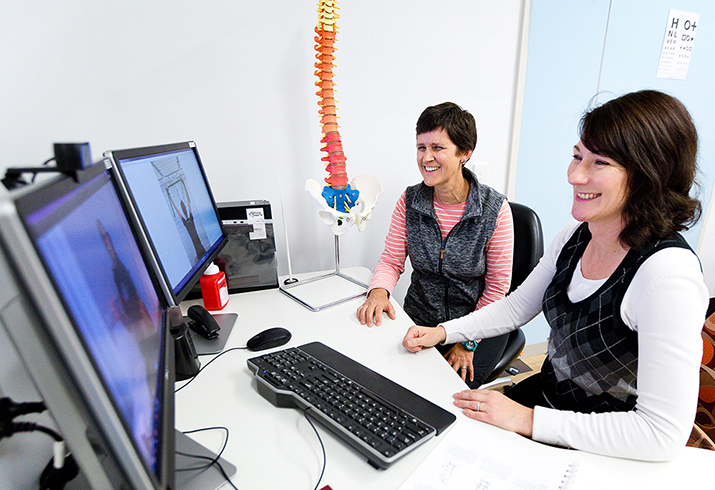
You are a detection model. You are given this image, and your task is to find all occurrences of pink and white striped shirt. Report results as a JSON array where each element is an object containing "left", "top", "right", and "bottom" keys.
[{"left": 369, "top": 191, "right": 513, "bottom": 311}]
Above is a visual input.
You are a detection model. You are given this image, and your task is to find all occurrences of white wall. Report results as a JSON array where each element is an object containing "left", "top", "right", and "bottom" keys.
[{"left": 0, "top": 0, "right": 523, "bottom": 309}]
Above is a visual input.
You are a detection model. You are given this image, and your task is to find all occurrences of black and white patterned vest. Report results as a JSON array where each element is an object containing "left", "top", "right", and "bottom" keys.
[{"left": 540, "top": 223, "right": 692, "bottom": 413}]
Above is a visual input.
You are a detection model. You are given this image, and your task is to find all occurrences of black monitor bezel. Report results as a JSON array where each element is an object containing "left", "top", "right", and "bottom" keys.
[
  {"left": 8, "top": 160, "right": 176, "bottom": 489},
  {"left": 105, "top": 141, "right": 227, "bottom": 307}
]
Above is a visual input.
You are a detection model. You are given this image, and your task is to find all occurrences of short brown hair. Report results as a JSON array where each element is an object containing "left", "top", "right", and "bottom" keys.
[
  {"left": 579, "top": 90, "right": 701, "bottom": 249},
  {"left": 416, "top": 102, "right": 477, "bottom": 157}
]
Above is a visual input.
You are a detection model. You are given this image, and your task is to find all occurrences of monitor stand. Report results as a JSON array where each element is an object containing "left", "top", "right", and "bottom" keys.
[
  {"left": 175, "top": 430, "right": 237, "bottom": 490},
  {"left": 184, "top": 312, "right": 238, "bottom": 355}
]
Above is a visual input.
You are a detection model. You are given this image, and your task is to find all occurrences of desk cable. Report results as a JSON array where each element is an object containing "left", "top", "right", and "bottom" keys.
[
  {"left": 0, "top": 397, "right": 79, "bottom": 489},
  {"left": 174, "top": 346, "right": 247, "bottom": 393},
  {"left": 177, "top": 426, "right": 238, "bottom": 490},
  {"left": 175, "top": 348, "right": 329, "bottom": 490},
  {"left": 174, "top": 349, "right": 247, "bottom": 489},
  {"left": 303, "top": 408, "right": 327, "bottom": 490}
]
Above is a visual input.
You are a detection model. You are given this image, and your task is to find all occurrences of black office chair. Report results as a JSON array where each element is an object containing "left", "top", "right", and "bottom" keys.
[{"left": 482, "top": 202, "right": 544, "bottom": 385}]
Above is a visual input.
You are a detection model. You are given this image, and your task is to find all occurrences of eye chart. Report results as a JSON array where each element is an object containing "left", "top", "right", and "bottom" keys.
[{"left": 657, "top": 9, "right": 699, "bottom": 80}]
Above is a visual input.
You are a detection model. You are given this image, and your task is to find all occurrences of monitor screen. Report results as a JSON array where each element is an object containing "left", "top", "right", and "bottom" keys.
[
  {"left": 0, "top": 160, "right": 175, "bottom": 489},
  {"left": 105, "top": 142, "right": 226, "bottom": 306}
]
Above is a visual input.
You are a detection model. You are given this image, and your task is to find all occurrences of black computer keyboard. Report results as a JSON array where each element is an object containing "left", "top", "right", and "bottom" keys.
[{"left": 247, "top": 341, "right": 456, "bottom": 469}]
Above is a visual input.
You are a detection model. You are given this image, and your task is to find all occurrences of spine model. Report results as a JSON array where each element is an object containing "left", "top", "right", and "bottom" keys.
[{"left": 314, "top": 0, "right": 358, "bottom": 211}]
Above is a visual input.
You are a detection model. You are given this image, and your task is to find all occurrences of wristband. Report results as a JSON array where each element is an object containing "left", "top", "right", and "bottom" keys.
[{"left": 461, "top": 340, "right": 477, "bottom": 351}]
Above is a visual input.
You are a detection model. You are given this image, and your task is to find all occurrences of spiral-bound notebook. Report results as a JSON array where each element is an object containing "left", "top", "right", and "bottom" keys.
[{"left": 398, "top": 419, "right": 579, "bottom": 490}]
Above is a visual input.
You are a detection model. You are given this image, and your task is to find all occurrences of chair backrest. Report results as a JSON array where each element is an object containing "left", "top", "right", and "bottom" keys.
[
  {"left": 482, "top": 202, "right": 544, "bottom": 385},
  {"left": 688, "top": 312, "right": 715, "bottom": 450},
  {"left": 508, "top": 202, "right": 544, "bottom": 293}
]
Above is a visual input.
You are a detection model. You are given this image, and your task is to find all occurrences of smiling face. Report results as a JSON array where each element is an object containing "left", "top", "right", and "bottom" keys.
[
  {"left": 416, "top": 128, "right": 471, "bottom": 192},
  {"left": 568, "top": 141, "right": 629, "bottom": 230}
]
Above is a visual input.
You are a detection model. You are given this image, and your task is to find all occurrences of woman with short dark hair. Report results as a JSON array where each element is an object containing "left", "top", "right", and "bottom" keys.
[
  {"left": 403, "top": 90, "right": 708, "bottom": 461},
  {"left": 358, "top": 102, "right": 515, "bottom": 389}
]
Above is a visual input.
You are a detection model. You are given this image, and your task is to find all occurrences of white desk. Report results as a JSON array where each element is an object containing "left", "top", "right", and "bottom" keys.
[
  {"left": 176, "top": 267, "right": 715, "bottom": 490},
  {"left": 176, "top": 267, "right": 467, "bottom": 489}
]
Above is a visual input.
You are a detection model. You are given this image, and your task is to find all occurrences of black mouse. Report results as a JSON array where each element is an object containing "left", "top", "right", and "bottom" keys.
[
  {"left": 246, "top": 327, "right": 291, "bottom": 351},
  {"left": 186, "top": 305, "right": 220, "bottom": 340}
]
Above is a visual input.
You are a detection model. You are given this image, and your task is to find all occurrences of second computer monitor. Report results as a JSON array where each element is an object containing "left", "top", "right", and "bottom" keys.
[{"left": 105, "top": 142, "right": 226, "bottom": 306}]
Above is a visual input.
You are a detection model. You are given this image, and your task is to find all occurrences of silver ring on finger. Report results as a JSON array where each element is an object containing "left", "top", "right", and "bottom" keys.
[
  {"left": 477, "top": 401, "right": 481, "bottom": 412},
  {"left": 460, "top": 366, "right": 467, "bottom": 371}
]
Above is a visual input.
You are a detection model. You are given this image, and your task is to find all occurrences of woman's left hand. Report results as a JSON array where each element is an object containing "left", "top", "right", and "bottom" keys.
[
  {"left": 443, "top": 343, "right": 475, "bottom": 383},
  {"left": 453, "top": 389, "right": 534, "bottom": 438}
]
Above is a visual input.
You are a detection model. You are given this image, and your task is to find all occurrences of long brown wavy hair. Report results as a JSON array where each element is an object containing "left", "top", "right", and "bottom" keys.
[{"left": 579, "top": 90, "right": 701, "bottom": 249}]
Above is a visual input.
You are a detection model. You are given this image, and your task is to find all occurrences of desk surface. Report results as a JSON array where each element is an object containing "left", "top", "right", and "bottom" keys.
[
  {"left": 176, "top": 267, "right": 468, "bottom": 490},
  {"left": 176, "top": 267, "right": 715, "bottom": 490}
]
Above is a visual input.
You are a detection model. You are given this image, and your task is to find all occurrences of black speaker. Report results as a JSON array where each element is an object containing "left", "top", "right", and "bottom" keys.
[{"left": 171, "top": 322, "right": 200, "bottom": 381}]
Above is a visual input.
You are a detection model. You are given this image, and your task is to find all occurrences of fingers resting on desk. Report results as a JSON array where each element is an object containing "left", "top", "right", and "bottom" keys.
[
  {"left": 453, "top": 389, "right": 534, "bottom": 438},
  {"left": 356, "top": 288, "right": 396, "bottom": 327}
]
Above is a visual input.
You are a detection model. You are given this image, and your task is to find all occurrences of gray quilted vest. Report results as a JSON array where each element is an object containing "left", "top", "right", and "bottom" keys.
[{"left": 403, "top": 168, "right": 505, "bottom": 327}]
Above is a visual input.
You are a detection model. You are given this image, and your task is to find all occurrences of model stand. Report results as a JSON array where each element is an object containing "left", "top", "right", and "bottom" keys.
[{"left": 279, "top": 235, "right": 367, "bottom": 311}]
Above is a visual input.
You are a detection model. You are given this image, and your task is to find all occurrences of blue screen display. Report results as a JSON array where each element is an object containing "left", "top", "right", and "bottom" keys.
[
  {"left": 25, "top": 170, "right": 164, "bottom": 474},
  {"left": 117, "top": 148, "right": 224, "bottom": 297}
]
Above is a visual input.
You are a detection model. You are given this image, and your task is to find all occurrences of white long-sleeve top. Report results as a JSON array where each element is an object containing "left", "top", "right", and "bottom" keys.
[{"left": 442, "top": 221, "right": 708, "bottom": 461}]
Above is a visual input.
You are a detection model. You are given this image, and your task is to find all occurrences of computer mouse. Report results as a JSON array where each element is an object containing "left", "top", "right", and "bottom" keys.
[
  {"left": 186, "top": 305, "right": 220, "bottom": 340},
  {"left": 246, "top": 327, "right": 291, "bottom": 351}
]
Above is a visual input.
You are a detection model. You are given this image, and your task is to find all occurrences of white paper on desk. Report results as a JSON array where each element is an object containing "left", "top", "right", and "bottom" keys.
[{"left": 398, "top": 420, "right": 578, "bottom": 490}]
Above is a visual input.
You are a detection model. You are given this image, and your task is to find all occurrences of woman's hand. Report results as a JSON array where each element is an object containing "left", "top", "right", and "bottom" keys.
[
  {"left": 453, "top": 389, "right": 534, "bottom": 438},
  {"left": 443, "top": 343, "right": 475, "bottom": 383},
  {"left": 402, "top": 325, "right": 447, "bottom": 352},
  {"left": 356, "top": 288, "right": 396, "bottom": 327}
]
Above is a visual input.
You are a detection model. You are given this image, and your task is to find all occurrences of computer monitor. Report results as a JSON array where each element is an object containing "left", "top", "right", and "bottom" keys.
[
  {"left": 0, "top": 160, "right": 234, "bottom": 489},
  {"left": 104, "top": 142, "right": 227, "bottom": 307},
  {"left": 0, "top": 160, "right": 175, "bottom": 488}
]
